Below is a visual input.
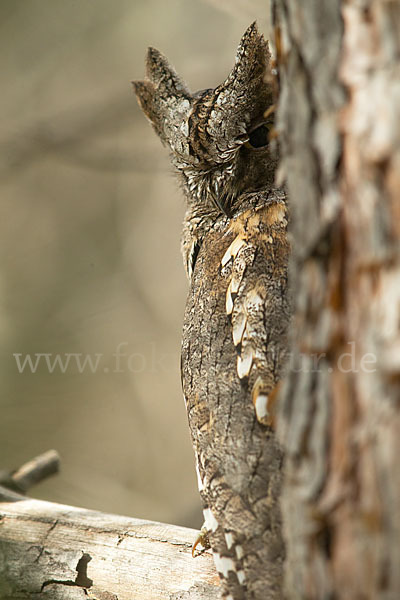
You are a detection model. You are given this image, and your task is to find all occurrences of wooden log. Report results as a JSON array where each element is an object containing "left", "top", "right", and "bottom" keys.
[{"left": 0, "top": 486, "right": 220, "bottom": 599}]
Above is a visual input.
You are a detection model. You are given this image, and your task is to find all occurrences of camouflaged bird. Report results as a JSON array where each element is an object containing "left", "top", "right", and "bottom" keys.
[{"left": 133, "top": 23, "right": 290, "bottom": 600}]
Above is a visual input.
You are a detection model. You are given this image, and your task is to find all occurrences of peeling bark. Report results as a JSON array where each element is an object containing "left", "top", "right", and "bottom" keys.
[{"left": 273, "top": 1, "right": 400, "bottom": 598}]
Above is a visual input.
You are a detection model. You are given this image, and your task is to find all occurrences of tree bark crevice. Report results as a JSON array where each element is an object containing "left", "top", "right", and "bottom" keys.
[{"left": 273, "top": 0, "right": 400, "bottom": 598}]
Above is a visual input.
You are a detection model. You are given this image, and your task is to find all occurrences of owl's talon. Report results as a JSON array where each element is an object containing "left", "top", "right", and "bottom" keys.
[{"left": 192, "top": 526, "right": 211, "bottom": 557}]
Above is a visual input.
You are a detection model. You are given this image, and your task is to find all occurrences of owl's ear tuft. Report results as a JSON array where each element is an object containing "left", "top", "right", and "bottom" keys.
[
  {"left": 133, "top": 48, "right": 193, "bottom": 149},
  {"left": 133, "top": 57, "right": 193, "bottom": 154},
  {"left": 204, "top": 23, "right": 273, "bottom": 156},
  {"left": 225, "top": 22, "right": 271, "bottom": 91},
  {"left": 132, "top": 78, "right": 166, "bottom": 141},
  {"left": 145, "top": 47, "right": 189, "bottom": 96},
  {"left": 132, "top": 80, "right": 155, "bottom": 120}
]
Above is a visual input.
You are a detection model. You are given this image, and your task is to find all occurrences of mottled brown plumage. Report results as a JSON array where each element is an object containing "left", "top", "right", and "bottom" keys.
[{"left": 133, "top": 23, "right": 290, "bottom": 599}]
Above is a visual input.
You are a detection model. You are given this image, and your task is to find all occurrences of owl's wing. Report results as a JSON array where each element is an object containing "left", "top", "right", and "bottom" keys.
[
  {"left": 221, "top": 201, "right": 289, "bottom": 426},
  {"left": 181, "top": 197, "right": 288, "bottom": 599}
]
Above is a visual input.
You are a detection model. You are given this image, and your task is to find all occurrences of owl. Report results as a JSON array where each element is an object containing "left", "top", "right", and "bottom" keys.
[{"left": 133, "top": 23, "right": 290, "bottom": 600}]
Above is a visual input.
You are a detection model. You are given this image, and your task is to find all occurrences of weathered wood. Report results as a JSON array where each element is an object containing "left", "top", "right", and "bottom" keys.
[{"left": 0, "top": 486, "right": 220, "bottom": 599}]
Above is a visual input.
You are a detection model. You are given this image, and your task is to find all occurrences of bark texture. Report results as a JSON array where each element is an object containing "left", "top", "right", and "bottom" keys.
[{"left": 273, "top": 1, "right": 400, "bottom": 599}]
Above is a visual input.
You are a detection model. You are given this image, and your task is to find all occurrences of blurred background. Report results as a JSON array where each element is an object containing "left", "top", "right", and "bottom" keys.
[{"left": 0, "top": 0, "right": 269, "bottom": 528}]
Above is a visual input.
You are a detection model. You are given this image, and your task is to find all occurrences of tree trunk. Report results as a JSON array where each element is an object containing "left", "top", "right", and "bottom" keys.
[{"left": 272, "top": 1, "right": 400, "bottom": 598}]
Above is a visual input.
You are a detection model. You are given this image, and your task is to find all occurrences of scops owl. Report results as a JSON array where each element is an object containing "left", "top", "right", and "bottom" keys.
[{"left": 133, "top": 23, "right": 290, "bottom": 600}]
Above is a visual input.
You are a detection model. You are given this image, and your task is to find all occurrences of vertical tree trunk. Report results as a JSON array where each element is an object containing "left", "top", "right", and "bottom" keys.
[{"left": 272, "top": 1, "right": 400, "bottom": 598}]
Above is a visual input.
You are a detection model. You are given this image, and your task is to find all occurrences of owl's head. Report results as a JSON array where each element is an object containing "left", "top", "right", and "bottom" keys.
[{"left": 133, "top": 23, "right": 277, "bottom": 217}]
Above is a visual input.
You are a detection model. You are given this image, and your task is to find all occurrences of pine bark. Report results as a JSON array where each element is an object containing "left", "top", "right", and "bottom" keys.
[{"left": 272, "top": 1, "right": 400, "bottom": 598}]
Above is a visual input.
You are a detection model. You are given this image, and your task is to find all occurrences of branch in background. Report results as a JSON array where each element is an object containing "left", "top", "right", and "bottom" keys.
[
  {"left": 0, "top": 449, "right": 60, "bottom": 494},
  {"left": 0, "top": 95, "right": 159, "bottom": 179}
]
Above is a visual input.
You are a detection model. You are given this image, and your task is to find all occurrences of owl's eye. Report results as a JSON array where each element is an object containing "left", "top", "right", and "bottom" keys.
[{"left": 245, "top": 123, "right": 271, "bottom": 149}]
